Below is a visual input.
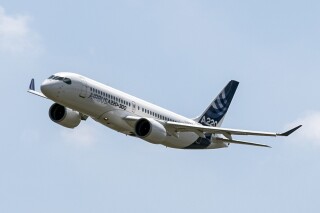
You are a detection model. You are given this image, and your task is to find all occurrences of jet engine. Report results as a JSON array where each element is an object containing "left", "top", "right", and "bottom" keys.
[
  {"left": 134, "top": 118, "right": 167, "bottom": 144},
  {"left": 49, "top": 103, "right": 81, "bottom": 128}
]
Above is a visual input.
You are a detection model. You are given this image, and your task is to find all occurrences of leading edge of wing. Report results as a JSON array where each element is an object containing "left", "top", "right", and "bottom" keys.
[
  {"left": 27, "top": 78, "right": 47, "bottom": 99},
  {"left": 166, "top": 121, "right": 302, "bottom": 138}
]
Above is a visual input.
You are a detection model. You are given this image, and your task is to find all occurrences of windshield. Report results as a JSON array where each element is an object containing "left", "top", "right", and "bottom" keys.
[{"left": 48, "top": 75, "right": 72, "bottom": 85}]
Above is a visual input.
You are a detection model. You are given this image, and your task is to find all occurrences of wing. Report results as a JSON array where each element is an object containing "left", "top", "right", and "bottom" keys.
[
  {"left": 27, "top": 79, "right": 47, "bottom": 99},
  {"left": 124, "top": 116, "right": 301, "bottom": 147},
  {"left": 165, "top": 121, "right": 301, "bottom": 148},
  {"left": 165, "top": 121, "right": 302, "bottom": 139}
]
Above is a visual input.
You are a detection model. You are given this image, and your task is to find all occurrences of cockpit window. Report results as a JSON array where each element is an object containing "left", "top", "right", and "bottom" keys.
[
  {"left": 63, "top": 78, "right": 72, "bottom": 85},
  {"left": 48, "top": 75, "right": 72, "bottom": 85}
]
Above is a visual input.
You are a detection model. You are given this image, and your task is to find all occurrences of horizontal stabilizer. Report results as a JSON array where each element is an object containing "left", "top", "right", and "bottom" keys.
[{"left": 215, "top": 138, "right": 271, "bottom": 148}]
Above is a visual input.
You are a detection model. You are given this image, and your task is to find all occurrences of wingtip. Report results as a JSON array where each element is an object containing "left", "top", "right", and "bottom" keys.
[
  {"left": 278, "top": 125, "right": 302, "bottom": 137},
  {"left": 29, "top": 78, "right": 35, "bottom": 90}
]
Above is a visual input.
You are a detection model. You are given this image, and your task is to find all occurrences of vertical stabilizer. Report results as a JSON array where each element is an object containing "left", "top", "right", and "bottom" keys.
[{"left": 194, "top": 80, "right": 239, "bottom": 127}]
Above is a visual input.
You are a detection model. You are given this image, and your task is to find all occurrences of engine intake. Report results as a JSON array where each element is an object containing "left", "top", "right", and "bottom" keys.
[
  {"left": 49, "top": 103, "right": 81, "bottom": 128},
  {"left": 135, "top": 118, "right": 167, "bottom": 144}
]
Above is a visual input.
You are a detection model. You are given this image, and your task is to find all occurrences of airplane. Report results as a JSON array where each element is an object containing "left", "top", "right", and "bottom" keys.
[{"left": 28, "top": 72, "right": 301, "bottom": 149}]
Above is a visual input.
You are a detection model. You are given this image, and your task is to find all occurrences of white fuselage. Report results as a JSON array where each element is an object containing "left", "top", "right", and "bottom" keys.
[{"left": 40, "top": 72, "right": 227, "bottom": 149}]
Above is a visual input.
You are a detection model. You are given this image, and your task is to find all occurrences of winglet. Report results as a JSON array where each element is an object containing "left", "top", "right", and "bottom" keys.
[
  {"left": 27, "top": 78, "right": 47, "bottom": 99},
  {"left": 29, "top": 78, "right": 35, "bottom": 90},
  {"left": 277, "top": 125, "right": 302, "bottom": 136}
]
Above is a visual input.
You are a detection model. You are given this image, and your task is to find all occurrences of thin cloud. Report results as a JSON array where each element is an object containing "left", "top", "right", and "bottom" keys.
[
  {"left": 0, "top": 6, "right": 42, "bottom": 56},
  {"left": 288, "top": 111, "right": 320, "bottom": 146}
]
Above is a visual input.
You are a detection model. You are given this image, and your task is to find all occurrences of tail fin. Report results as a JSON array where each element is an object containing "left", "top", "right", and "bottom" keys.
[{"left": 194, "top": 80, "right": 239, "bottom": 127}]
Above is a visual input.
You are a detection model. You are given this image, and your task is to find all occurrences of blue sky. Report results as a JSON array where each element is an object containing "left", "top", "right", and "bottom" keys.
[{"left": 0, "top": 0, "right": 319, "bottom": 212}]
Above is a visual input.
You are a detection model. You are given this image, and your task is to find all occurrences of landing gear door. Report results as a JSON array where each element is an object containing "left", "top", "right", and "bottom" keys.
[{"left": 79, "top": 77, "right": 88, "bottom": 98}]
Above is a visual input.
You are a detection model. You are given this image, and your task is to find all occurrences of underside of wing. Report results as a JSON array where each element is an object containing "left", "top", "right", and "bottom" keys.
[
  {"left": 165, "top": 121, "right": 302, "bottom": 139},
  {"left": 123, "top": 116, "right": 301, "bottom": 148},
  {"left": 28, "top": 89, "right": 47, "bottom": 99}
]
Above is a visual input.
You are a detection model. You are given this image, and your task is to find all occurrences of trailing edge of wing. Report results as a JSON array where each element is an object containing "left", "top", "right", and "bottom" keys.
[
  {"left": 27, "top": 78, "right": 47, "bottom": 99},
  {"left": 165, "top": 122, "right": 302, "bottom": 138},
  {"left": 215, "top": 138, "right": 271, "bottom": 148},
  {"left": 166, "top": 121, "right": 277, "bottom": 137}
]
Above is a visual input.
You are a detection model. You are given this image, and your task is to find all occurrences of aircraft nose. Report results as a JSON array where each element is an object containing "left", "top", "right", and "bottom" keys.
[{"left": 40, "top": 80, "right": 56, "bottom": 98}]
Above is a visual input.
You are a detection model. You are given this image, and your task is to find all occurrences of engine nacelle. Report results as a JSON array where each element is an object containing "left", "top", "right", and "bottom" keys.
[
  {"left": 49, "top": 103, "right": 81, "bottom": 128},
  {"left": 134, "top": 118, "right": 167, "bottom": 144}
]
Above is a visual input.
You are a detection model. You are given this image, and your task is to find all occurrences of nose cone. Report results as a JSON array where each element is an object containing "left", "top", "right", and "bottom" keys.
[{"left": 41, "top": 79, "right": 56, "bottom": 98}]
